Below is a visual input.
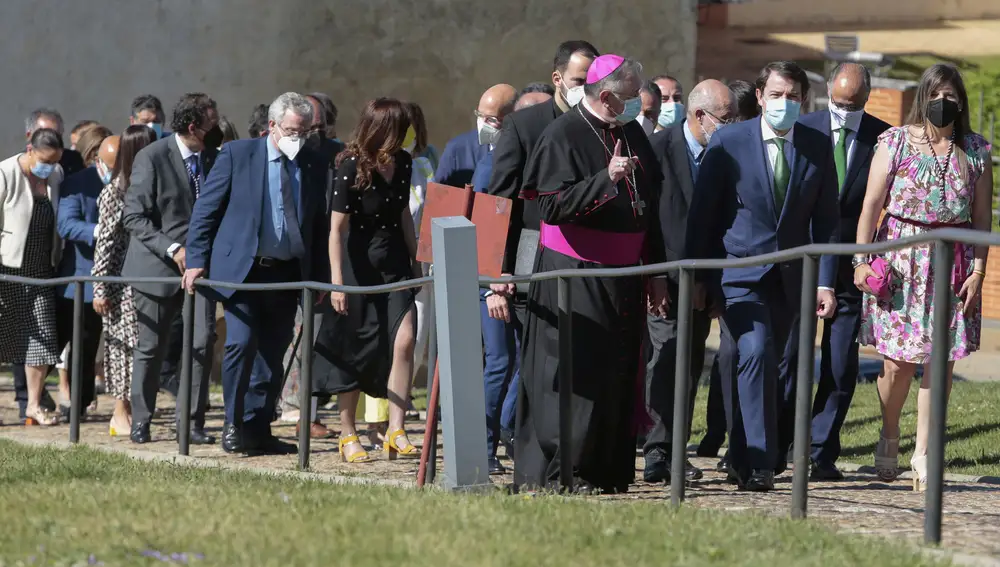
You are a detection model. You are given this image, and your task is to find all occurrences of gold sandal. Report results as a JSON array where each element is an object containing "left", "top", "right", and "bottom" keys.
[
  {"left": 339, "top": 434, "right": 371, "bottom": 463},
  {"left": 911, "top": 454, "right": 928, "bottom": 493},
  {"left": 384, "top": 428, "right": 420, "bottom": 460},
  {"left": 25, "top": 407, "right": 60, "bottom": 426}
]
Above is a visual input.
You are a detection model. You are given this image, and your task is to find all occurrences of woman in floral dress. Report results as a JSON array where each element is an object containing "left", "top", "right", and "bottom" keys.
[
  {"left": 92, "top": 125, "right": 157, "bottom": 435},
  {"left": 854, "top": 64, "right": 993, "bottom": 491}
]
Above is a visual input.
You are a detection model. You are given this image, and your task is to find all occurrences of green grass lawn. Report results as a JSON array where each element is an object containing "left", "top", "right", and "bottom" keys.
[
  {"left": 686, "top": 379, "right": 1000, "bottom": 478},
  {"left": 0, "top": 440, "right": 949, "bottom": 567}
]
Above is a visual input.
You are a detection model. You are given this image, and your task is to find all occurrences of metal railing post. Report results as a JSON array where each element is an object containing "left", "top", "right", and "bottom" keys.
[
  {"left": 925, "top": 240, "right": 953, "bottom": 545},
  {"left": 431, "top": 217, "right": 489, "bottom": 490},
  {"left": 68, "top": 281, "right": 84, "bottom": 443},
  {"left": 670, "top": 269, "right": 692, "bottom": 506},
  {"left": 176, "top": 291, "right": 195, "bottom": 456},
  {"left": 557, "top": 276, "right": 574, "bottom": 493},
  {"left": 791, "top": 255, "right": 818, "bottom": 519},
  {"left": 298, "top": 288, "right": 315, "bottom": 471},
  {"left": 425, "top": 275, "right": 440, "bottom": 485}
]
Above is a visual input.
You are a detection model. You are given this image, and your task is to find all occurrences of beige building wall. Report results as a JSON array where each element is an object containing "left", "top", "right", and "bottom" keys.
[
  {"left": 726, "top": 0, "right": 1000, "bottom": 28},
  {"left": 2, "top": 0, "right": 695, "bottom": 155}
]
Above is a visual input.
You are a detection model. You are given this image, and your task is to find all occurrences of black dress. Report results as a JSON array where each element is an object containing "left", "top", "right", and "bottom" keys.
[{"left": 312, "top": 151, "right": 416, "bottom": 397}]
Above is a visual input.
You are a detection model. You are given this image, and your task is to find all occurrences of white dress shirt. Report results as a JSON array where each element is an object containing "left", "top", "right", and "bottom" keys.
[
  {"left": 167, "top": 135, "right": 201, "bottom": 258},
  {"left": 829, "top": 109, "right": 863, "bottom": 172},
  {"left": 760, "top": 116, "right": 794, "bottom": 184},
  {"left": 759, "top": 118, "right": 832, "bottom": 292}
]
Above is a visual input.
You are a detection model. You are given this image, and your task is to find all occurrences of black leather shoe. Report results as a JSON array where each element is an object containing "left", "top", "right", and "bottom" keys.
[
  {"left": 221, "top": 423, "right": 243, "bottom": 454},
  {"left": 189, "top": 428, "right": 216, "bottom": 445},
  {"left": 716, "top": 454, "right": 731, "bottom": 473},
  {"left": 40, "top": 390, "right": 57, "bottom": 412},
  {"left": 809, "top": 460, "right": 845, "bottom": 481},
  {"left": 130, "top": 421, "right": 151, "bottom": 444},
  {"left": 643, "top": 454, "right": 703, "bottom": 483},
  {"left": 245, "top": 435, "right": 298, "bottom": 455},
  {"left": 740, "top": 469, "right": 775, "bottom": 492},
  {"left": 488, "top": 456, "right": 506, "bottom": 475}
]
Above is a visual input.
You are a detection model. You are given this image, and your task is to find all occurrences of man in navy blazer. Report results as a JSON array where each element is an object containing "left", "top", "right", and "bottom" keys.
[
  {"left": 55, "top": 153, "right": 112, "bottom": 414},
  {"left": 184, "top": 92, "right": 329, "bottom": 455},
  {"left": 792, "top": 63, "right": 891, "bottom": 480},
  {"left": 686, "top": 61, "right": 839, "bottom": 491}
]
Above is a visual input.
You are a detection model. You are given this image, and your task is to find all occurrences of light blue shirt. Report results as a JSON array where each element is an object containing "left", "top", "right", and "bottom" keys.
[
  {"left": 681, "top": 119, "right": 706, "bottom": 179},
  {"left": 258, "top": 139, "right": 301, "bottom": 259}
]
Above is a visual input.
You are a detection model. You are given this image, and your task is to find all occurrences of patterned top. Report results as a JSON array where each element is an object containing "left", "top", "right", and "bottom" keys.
[
  {"left": 880, "top": 126, "right": 992, "bottom": 225},
  {"left": 92, "top": 178, "right": 138, "bottom": 346}
]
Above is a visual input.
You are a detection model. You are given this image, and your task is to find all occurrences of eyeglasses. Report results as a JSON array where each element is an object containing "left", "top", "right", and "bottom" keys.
[
  {"left": 276, "top": 124, "right": 309, "bottom": 138},
  {"left": 705, "top": 110, "right": 735, "bottom": 125},
  {"left": 474, "top": 110, "right": 502, "bottom": 128}
]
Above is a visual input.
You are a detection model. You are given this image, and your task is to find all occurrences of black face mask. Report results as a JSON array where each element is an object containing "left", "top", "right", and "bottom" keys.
[
  {"left": 304, "top": 131, "right": 323, "bottom": 150},
  {"left": 201, "top": 125, "right": 224, "bottom": 149},
  {"left": 927, "top": 99, "right": 960, "bottom": 128}
]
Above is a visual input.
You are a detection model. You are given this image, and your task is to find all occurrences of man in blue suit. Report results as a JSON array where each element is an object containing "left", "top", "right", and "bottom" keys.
[
  {"left": 184, "top": 92, "right": 330, "bottom": 455},
  {"left": 793, "top": 63, "right": 891, "bottom": 480},
  {"left": 686, "top": 61, "right": 840, "bottom": 491},
  {"left": 55, "top": 139, "right": 114, "bottom": 415}
]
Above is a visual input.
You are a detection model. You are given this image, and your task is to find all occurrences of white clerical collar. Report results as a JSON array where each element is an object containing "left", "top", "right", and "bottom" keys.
[
  {"left": 581, "top": 97, "right": 615, "bottom": 125},
  {"left": 760, "top": 116, "right": 794, "bottom": 144}
]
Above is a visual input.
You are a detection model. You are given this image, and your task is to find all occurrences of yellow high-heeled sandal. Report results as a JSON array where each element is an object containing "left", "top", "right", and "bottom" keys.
[
  {"left": 339, "top": 434, "right": 371, "bottom": 463},
  {"left": 384, "top": 428, "right": 420, "bottom": 460}
]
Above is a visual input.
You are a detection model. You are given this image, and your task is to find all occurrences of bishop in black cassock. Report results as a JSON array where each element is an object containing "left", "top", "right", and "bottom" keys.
[{"left": 514, "top": 55, "right": 668, "bottom": 493}]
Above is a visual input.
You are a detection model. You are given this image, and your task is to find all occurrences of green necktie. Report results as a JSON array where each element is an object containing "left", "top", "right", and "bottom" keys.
[
  {"left": 773, "top": 138, "right": 789, "bottom": 209},
  {"left": 834, "top": 127, "right": 849, "bottom": 191}
]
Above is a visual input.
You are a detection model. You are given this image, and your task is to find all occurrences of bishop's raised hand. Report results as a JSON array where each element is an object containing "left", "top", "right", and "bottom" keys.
[{"left": 607, "top": 139, "right": 638, "bottom": 184}]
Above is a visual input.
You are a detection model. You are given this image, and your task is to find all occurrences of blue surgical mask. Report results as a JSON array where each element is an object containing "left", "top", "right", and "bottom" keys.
[
  {"left": 763, "top": 98, "right": 801, "bottom": 131},
  {"left": 97, "top": 160, "right": 114, "bottom": 185},
  {"left": 657, "top": 102, "right": 685, "bottom": 129},
  {"left": 31, "top": 161, "right": 56, "bottom": 180},
  {"left": 615, "top": 96, "right": 642, "bottom": 125},
  {"left": 150, "top": 123, "right": 163, "bottom": 139}
]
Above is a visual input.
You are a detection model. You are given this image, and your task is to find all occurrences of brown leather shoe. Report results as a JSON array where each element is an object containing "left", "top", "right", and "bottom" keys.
[{"left": 296, "top": 420, "right": 335, "bottom": 439}]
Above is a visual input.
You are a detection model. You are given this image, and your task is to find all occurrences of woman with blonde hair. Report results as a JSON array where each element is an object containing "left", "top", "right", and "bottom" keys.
[{"left": 854, "top": 63, "right": 993, "bottom": 491}]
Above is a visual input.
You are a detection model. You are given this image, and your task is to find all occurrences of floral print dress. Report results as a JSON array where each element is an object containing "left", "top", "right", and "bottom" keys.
[{"left": 859, "top": 127, "right": 992, "bottom": 363}]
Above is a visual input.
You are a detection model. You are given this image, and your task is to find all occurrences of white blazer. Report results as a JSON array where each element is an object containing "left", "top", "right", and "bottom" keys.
[{"left": 0, "top": 153, "right": 63, "bottom": 269}]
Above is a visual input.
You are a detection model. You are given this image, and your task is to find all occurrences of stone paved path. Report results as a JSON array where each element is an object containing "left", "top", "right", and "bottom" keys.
[{"left": 3, "top": 387, "right": 1000, "bottom": 562}]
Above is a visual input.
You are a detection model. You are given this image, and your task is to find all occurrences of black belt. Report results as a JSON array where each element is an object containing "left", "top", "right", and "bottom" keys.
[{"left": 254, "top": 256, "right": 296, "bottom": 268}]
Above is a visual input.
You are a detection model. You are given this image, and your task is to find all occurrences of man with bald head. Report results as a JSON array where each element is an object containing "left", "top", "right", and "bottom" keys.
[
  {"left": 792, "top": 62, "right": 890, "bottom": 481},
  {"left": 642, "top": 79, "right": 736, "bottom": 483},
  {"left": 515, "top": 90, "right": 553, "bottom": 111},
  {"left": 434, "top": 84, "right": 516, "bottom": 188}
]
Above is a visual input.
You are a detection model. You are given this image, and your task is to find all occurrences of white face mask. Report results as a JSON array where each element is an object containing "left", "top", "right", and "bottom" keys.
[
  {"left": 277, "top": 134, "right": 304, "bottom": 160},
  {"left": 635, "top": 115, "right": 655, "bottom": 137},
  {"left": 477, "top": 117, "right": 500, "bottom": 146},
  {"left": 829, "top": 101, "right": 864, "bottom": 128},
  {"left": 565, "top": 85, "right": 585, "bottom": 107}
]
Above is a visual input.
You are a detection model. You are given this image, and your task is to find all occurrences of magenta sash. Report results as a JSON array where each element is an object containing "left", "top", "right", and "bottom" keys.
[{"left": 539, "top": 222, "right": 646, "bottom": 266}]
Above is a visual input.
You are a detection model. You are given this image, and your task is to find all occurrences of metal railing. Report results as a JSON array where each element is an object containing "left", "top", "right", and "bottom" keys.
[
  {"left": 3, "top": 224, "right": 996, "bottom": 547},
  {"left": 480, "top": 225, "right": 998, "bottom": 546}
]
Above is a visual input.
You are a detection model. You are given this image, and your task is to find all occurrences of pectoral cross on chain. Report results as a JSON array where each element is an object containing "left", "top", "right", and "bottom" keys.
[{"left": 632, "top": 196, "right": 646, "bottom": 216}]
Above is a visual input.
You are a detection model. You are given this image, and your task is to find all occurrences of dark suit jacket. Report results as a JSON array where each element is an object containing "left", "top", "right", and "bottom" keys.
[
  {"left": 685, "top": 118, "right": 840, "bottom": 306},
  {"left": 648, "top": 122, "right": 697, "bottom": 283},
  {"left": 185, "top": 137, "right": 330, "bottom": 299},
  {"left": 486, "top": 98, "right": 563, "bottom": 274},
  {"left": 433, "top": 128, "right": 488, "bottom": 188},
  {"left": 56, "top": 166, "right": 102, "bottom": 301},
  {"left": 797, "top": 110, "right": 891, "bottom": 296},
  {"left": 122, "top": 134, "right": 218, "bottom": 297}
]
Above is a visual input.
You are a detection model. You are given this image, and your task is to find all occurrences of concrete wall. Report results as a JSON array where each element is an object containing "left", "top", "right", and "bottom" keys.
[
  {"left": 1, "top": 0, "right": 696, "bottom": 155},
  {"left": 726, "top": 0, "right": 1000, "bottom": 28}
]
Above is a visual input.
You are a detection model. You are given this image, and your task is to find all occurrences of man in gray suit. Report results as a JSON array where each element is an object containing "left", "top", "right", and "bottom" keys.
[{"left": 122, "top": 92, "right": 223, "bottom": 445}]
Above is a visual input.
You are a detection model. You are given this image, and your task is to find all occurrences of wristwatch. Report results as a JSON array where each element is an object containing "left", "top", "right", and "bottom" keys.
[
  {"left": 851, "top": 255, "right": 867, "bottom": 269},
  {"left": 483, "top": 290, "right": 496, "bottom": 298}
]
